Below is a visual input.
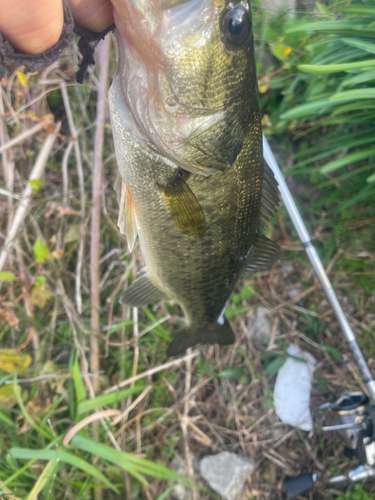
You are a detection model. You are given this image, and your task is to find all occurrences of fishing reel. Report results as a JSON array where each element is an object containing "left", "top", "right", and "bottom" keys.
[{"left": 284, "top": 392, "right": 375, "bottom": 498}]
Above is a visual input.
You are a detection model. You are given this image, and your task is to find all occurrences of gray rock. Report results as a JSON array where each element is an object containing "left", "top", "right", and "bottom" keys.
[
  {"left": 246, "top": 306, "right": 277, "bottom": 345},
  {"left": 199, "top": 451, "right": 255, "bottom": 500}
]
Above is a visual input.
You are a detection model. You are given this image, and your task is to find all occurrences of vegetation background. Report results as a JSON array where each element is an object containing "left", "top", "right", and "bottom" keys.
[{"left": 0, "top": 0, "right": 374, "bottom": 499}]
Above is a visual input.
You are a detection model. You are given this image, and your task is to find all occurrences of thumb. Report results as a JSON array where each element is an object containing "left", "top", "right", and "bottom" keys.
[{"left": 0, "top": 0, "right": 63, "bottom": 54}]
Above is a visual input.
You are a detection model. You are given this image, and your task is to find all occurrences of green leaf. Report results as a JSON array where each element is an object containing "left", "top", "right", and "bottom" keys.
[
  {"left": 156, "top": 485, "right": 178, "bottom": 500},
  {"left": 265, "top": 356, "right": 287, "bottom": 376},
  {"left": 107, "top": 320, "right": 136, "bottom": 335},
  {"left": 218, "top": 368, "right": 244, "bottom": 379},
  {"left": 341, "top": 38, "right": 375, "bottom": 55},
  {"left": 30, "top": 286, "right": 52, "bottom": 309},
  {"left": 330, "top": 89, "right": 375, "bottom": 102},
  {"left": 341, "top": 6, "right": 375, "bottom": 16},
  {"left": 64, "top": 224, "right": 81, "bottom": 245},
  {"left": 324, "top": 345, "right": 342, "bottom": 362},
  {"left": 9, "top": 447, "right": 118, "bottom": 493},
  {"left": 280, "top": 98, "right": 332, "bottom": 120},
  {"left": 298, "top": 59, "right": 375, "bottom": 73},
  {"left": 13, "top": 378, "right": 53, "bottom": 440},
  {"left": 33, "top": 237, "right": 51, "bottom": 263},
  {"left": 71, "top": 435, "right": 190, "bottom": 485},
  {"left": 288, "top": 355, "right": 307, "bottom": 364},
  {"left": 320, "top": 148, "right": 375, "bottom": 174},
  {"left": 366, "top": 172, "right": 375, "bottom": 184},
  {"left": 0, "top": 271, "right": 16, "bottom": 282},
  {"left": 29, "top": 180, "right": 42, "bottom": 192},
  {"left": 26, "top": 460, "right": 58, "bottom": 500},
  {"left": 0, "top": 349, "right": 32, "bottom": 373},
  {"left": 0, "top": 409, "right": 15, "bottom": 425},
  {"left": 287, "top": 21, "right": 375, "bottom": 38},
  {"left": 331, "top": 102, "right": 375, "bottom": 116},
  {"left": 72, "top": 357, "right": 86, "bottom": 406},
  {"left": 77, "top": 386, "right": 143, "bottom": 416},
  {"left": 340, "top": 69, "right": 375, "bottom": 89}
]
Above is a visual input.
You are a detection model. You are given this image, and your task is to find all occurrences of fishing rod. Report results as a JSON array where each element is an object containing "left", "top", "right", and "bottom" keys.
[{"left": 263, "top": 136, "right": 375, "bottom": 498}]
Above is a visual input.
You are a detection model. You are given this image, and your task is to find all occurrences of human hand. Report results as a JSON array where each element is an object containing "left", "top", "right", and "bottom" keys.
[{"left": 0, "top": 0, "right": 114, "bottom": 54}]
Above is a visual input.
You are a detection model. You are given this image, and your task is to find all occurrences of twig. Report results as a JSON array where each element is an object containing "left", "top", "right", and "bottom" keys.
[
  {"left": 4, "top": 372, "right": 104, "bottom": 385},
  {"left": 0, "top": 121, "right": 46, "bottom": 155},
  {"left": 90, "top": 36, "right": 110, "bottom": 395},
  {"left": 60, "top": 83, "right": 85, "bottom": 314},
  {"left": 125, "top": 307, "right": 139, "bottom": 407},
  {"left": 113, "top": 386, "right": 152, "bottom": 425},
  {"left": 89, "top": 37, "right": 111, "bottom": 500},
  {"left": 15, "top": 242, "right": 39, "bottom": 355},
  {"left": 106, "top": 315, "right": 171, "bottom": 346},
  {"left": 181, "top": 348, "right": 198, "bottom": 500},
  {"left": 120, "top": 304, "right": 132, "bottom": 498},
  {"left": 63, "top": 410, "right": 121, "bottom": 447},
  {"left": 61, "top": 140, "right": 74, "bottom": 207},
  {"left": 0, "top": 122, "right": 61, "bottom": 274},
  {"left": 0, "top": 89, "right": 15, "bottom": 233},
  {"left": 103, "top": 350, "right": 201, "bottom": 394},
  {"left": 58, "top": 277, "right": 121, "bottom": 455}
]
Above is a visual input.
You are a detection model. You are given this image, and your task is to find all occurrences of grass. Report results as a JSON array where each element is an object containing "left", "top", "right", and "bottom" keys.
[{"left": 0, "top": 2, "right": 375, "bottom": 499}]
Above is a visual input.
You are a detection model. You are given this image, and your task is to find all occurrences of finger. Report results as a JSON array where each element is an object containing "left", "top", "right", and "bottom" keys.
[
  {"left": 0, "top": 0, "right": 64, "bottom": 54},
  {"left": 68, "top": 0, "right": 114, "bottom": 32}
]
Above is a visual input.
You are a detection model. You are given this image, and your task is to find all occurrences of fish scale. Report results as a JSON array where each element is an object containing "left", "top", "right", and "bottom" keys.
[{"left": 109, "top": 0, "right": 280, "bottom": 355}]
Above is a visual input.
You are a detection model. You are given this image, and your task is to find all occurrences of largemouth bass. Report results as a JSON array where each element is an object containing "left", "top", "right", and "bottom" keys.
[{"left": 109, "top": 0, "right": 280, "bottom": 356}]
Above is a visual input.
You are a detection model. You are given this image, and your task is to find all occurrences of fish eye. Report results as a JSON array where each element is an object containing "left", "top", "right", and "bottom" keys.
[{"left": 222, "top": 5, "right": 251, "bottom": 46}]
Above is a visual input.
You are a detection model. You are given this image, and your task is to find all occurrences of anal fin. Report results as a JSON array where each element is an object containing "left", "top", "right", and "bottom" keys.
[
  {"left": 246, "top": 234, "right": 280, "bottom": 274},
  {"left": 120, "top": 270, "right": 166, "bottom": 308},
  {"left": 115, "top": 172, "right": 138, "bottom": 251},
  {"left": 159, "top": 174, "right": 206, "bottom": 239}
]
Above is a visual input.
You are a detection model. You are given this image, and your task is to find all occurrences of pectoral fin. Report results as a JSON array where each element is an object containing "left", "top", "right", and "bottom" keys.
[
  {"left": 121, "top": 270, "right": 166, "bottom": 307},
  {"left": 159, "top": 174, "right": 206, "bottom": 238},
  {"left": 115, "top": 173, "right": 138, "bottom": 252}
]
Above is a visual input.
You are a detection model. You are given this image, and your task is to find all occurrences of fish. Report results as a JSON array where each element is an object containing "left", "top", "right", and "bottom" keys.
[{"left": 108, "top": 0, "right": 280, "bottom": 356}]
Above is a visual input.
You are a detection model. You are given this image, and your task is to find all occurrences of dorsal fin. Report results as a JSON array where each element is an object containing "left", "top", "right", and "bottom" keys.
[
  {"left": 114, "top": 172, "right": 138, "bottom": 252},
  {"left": 120, "top": 269, "right": 166, "bottom": 308},
  {"left": 246, "top": 234, "right": 280, "bottom": 274},
  {"left": 259, "top": 159, "right": 280, "bottom": 229}
]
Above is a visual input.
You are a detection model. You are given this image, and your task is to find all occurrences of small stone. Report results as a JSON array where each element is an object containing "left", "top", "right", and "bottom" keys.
[
  {"left": 246, "top": 307, "right": 278, "bottom": 345},
  {"left": 199, "top": 451, "right": 255, "bottom": 500}
]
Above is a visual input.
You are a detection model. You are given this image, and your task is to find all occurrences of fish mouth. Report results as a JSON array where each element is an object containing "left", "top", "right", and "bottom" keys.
[{"left": 111, "top": 0, "right": 231, "bottom": 176}]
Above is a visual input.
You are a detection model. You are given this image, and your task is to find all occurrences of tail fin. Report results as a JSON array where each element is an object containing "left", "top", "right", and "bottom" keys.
[{"left": 167, "top": 318, "right": 235, "bottom": 357}]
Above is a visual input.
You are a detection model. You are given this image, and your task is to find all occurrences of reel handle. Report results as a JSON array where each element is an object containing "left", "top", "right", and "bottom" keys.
[{"left": 284, "top": 473, "right": 316, "bottom": 498}]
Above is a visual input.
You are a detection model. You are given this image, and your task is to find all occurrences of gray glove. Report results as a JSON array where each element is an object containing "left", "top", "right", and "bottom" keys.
[{"left": 0, "top": 0, "right": 115, "bottom": 83}]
